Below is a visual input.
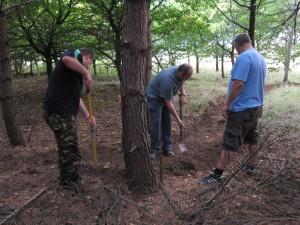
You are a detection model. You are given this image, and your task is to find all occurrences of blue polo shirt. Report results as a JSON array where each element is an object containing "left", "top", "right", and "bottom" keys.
[
  {"left": 147, "top": 66, "right": 184, "bottom": 101},
  {"left": 228, "top": 48, "right": 267, "bottom": 112}
]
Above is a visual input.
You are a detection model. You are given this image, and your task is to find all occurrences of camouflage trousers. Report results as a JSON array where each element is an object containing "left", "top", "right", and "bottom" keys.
[{"left": 43, "top": 112, "right": 81, "bottom": 185}]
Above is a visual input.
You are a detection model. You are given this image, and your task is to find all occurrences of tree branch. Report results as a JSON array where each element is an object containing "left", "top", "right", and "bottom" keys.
[
  {"left": 279, "top": 1, "right": 300, "bottom": 28},
  {"left": 212, "top": 0, "right": 248, "bottom": 31},
  {"left": 151, "top": 0, "right": 166, "bottom": 12},
  {"left": 3, "top": 0, "right": 39, "bottom": 15},
  {"left": 231, "top": 0, "right": 250, "bottom": 9}
]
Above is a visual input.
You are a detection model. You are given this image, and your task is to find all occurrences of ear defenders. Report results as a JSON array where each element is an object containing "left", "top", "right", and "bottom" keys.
[{"left": 74, "top": 49, "right": 81, "bottom": 59}]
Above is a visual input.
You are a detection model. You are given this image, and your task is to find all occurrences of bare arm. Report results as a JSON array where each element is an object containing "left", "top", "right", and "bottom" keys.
[
  {"left": 62, "top": 56, "right": 89, "bottom": 77},
  {"left": 179, "top": 85, "right": 188, "bottom": 105},
  {"left": 179, "top": 86, "right": 187, "bottom": 96},
  {"left": 62, "top": 56, "right": 92, "bottom": 89},
  {"left": 79, "top": 98, "right": 96, "bottom": 128},
  {"left": 79, "top": 98, "right": 89, "bottom": 119},
  {"left": 223, "top": 80, "right": 244, "bottom": 118},
  {"left": 165, "top": 100, "right": 183, "bottom": 128},
  {"left": 225, "top": 80, "right": 244, "bottom": 107}
]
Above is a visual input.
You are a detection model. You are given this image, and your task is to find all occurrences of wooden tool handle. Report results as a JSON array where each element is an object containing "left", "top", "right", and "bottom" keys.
[{"left": 179, "top": 101, "right": 183, "bottom": 141}]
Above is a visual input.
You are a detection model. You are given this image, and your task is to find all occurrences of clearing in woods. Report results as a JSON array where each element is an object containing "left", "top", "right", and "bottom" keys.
[{"left": 0, "top": 76, "right": 299, "bottom": 225}]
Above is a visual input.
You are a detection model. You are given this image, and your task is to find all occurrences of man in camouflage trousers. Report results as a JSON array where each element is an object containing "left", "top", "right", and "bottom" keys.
[{"left": 43, "top": 49, "right": 95, "bottom": 193}]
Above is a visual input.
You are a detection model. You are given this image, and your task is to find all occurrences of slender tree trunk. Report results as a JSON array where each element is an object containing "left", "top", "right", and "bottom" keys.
[
  {"left": 168, "top": 51, "right": 175, "bottom": 66},
  {"left": 215, "top": 55, "right": 219, "bottom": 71},
  {"left": 121, "top": 0, "right": 157, "bottom": 193},
  {"left": 230, "top": 44, "right": 235, "bottom": 65},
  {"left": 114, "top": 32, "right": 122, "bottom": 82},
  {"left": 283, "top": 28, "right": 293, "bottom": 82},
  {"left": 195, "top": 54, "right": 199, "bottom": 74},
  {"left": 221, "top": 53, "right": 225, "bottom": 78},
  {"left": 0, "top": 14, "right": 25, "bottom": 146},
  {"left": 256, "top": 39, "right": 260, "bottom": 51},
  {"left": 30, "top": 60, "right": 33, "bottom": 75},
  {"left": 93, "top": 59, "right": 97, "bottom": 76},
  {"left": 188, "top": 54, "right": 190, "bottom": 64},
  {"left": 248, "top": 0, "right": 256, "bottom": 47},
  {"left": 154, "top": 55, "right": 163, "bottom": 72},
  {"left": 35, "top": 60, "right": 39, "bottom": 75},
  {"left": 18, "top": 59, "right": 24, "bottom": 75},
  {"left": 12, "top": 59, "right": 19, "bottom": 77},
  {"left": 45, "top": 56, "right": 53, "bottom": 77}
]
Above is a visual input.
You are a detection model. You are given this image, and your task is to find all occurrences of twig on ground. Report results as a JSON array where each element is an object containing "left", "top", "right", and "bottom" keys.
[
  {"left": 104, "top": 186, "right": 148, "bottom": 211},
  {"left": 0, "top": 185, "right": 51, "bottom": 225},
  {"left": 158, "top": 181, "right": 181, "bottom": 216}
]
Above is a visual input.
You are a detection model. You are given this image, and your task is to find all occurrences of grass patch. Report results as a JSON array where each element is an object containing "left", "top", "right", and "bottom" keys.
[
  {"left": 185, "top": 72, "right": 228, "bottom": 115},
  {"left": 266, "top": 70, "right": 300, "bottom": 84},
  {"left": 263, "top": 86, "right": 300, "bottom": 127}
]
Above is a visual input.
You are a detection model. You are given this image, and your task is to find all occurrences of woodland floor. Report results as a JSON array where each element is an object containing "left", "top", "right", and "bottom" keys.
[{"left": 0, "top": 77, "right": 299, "bottom": 225}]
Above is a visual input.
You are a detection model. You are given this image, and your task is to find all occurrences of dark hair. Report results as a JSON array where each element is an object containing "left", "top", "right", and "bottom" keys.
[
  {"left": 80, "top": 48, "right": 93, "bottom": 58},
  {"left": 233, "top": 33, "right": 251, "bottom": 46},
  {"left": 178, "top": 63, "right": 193, "bottom": 76}
]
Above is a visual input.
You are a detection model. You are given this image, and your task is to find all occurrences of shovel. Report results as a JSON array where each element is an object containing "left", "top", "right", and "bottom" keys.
[
  {"left": 178, "top": 100, "right": 187, "bottom": 152},
  {"left": 87, "top": 89, "right": 98, "bottom": 163}
]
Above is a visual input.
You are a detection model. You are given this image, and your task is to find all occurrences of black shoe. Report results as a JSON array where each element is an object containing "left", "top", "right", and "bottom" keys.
[
  {"left": 241, "top": 164, "right": 256, "bottom": 176},
  {"left": 150, "top": 152, "right": 158, "bottom": 160},
  {"left": 163, "top": 151, "right": 175, "bottom": 157},
  {"left": 198, "top": 174, "right": 223, "bottom": 184}
]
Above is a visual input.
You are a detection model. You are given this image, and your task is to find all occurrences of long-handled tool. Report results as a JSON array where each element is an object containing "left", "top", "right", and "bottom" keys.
[
  {"left": 87, "top": 90, "right": 98, "bottom": 163},
  {"left": 178, "top": 100, "right": 187, "bottom": 152}
]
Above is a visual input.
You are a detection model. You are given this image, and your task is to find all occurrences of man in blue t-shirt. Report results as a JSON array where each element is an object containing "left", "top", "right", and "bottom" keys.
[
  {"left": 147, "top": 64, "right": 193, "bottom": 160},
  {"left": 199, "top": 33, "right": 267, "bottom": 184}
]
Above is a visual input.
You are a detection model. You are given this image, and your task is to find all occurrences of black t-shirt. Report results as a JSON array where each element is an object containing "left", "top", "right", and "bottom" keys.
[{"left": 43, "top": 50, "right": 83, "bottom": 116}]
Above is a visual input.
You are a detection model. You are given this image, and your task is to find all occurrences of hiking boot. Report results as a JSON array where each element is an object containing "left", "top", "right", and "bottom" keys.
[
  {"left": 163, "top": 151, "right": 175, "bottom": 157},
  {"left": 150, "top": 151, "right": 158, "bottom": 160},
  {"left": 197, "top": 174, "right": 223, "bottom": 185},
  {"left": 241, "top": 164, "right": 257, "bottom": 176}
]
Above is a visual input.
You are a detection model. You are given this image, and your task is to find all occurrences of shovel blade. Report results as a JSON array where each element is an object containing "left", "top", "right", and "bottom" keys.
[{"left": 178, "top": 143, "right": 187, "bottom": 152}]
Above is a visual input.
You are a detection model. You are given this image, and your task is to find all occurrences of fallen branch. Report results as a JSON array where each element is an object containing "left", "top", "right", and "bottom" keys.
[
  {"left": 0, "top": 185, "right": 50, "bottom": 225},
  {"left": 104, "top": 186, "right": 148, "bottom": 211},
  {"left": 158, "top": 182, "right": 181, "bottom": 216}
]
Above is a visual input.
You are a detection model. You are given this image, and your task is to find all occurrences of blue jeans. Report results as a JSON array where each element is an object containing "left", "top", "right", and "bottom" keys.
[{"left": 147, "top": 97, "right": 172, "bottom": 154}]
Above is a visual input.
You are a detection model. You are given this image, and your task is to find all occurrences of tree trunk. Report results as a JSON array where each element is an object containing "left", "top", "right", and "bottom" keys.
[
  {"left": 0, "top": 15, "right": 25, "bottom": 146},
  {"left": 188, "top": 54, "right": 190, "bottom": 64},
  {"left": 195, "top": 54, "right": 199, "bottom": 74},
  {"left": 248, "top": 0, "right": 256, "bottom": 47},
  {"left": 283, "top": 28, "right": 293, "bottom": 82},
  {"left": 93, "top": 59, "right": 97, "bottom": 76},
  {"left": 221, "top": 53, "right": 225, "bottom": 78},
  {"left": 30, "top": 60, "right": 33, "bottom": 75},
  {"left": 121, "top": 0, "right": 157, "bottom": 193},
  {"left": 230, "top": 44, "right": 235, "bottom": 65},
  {"left": 215, "top": 55, "right": 219, "bottom": 71},
  {"left": 45, "top": 56, "right": 53, "bottom": 78},
  {"left": 114, "top": 31, "right": 122, "bottom": 82},
  {"left": 35, "top": 60, "right": 39, "bottom": 75}
]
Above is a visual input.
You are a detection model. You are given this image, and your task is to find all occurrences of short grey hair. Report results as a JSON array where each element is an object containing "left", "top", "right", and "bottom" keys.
[{"left": 233, "top": 33, "right": 251, "bottom": 46}]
